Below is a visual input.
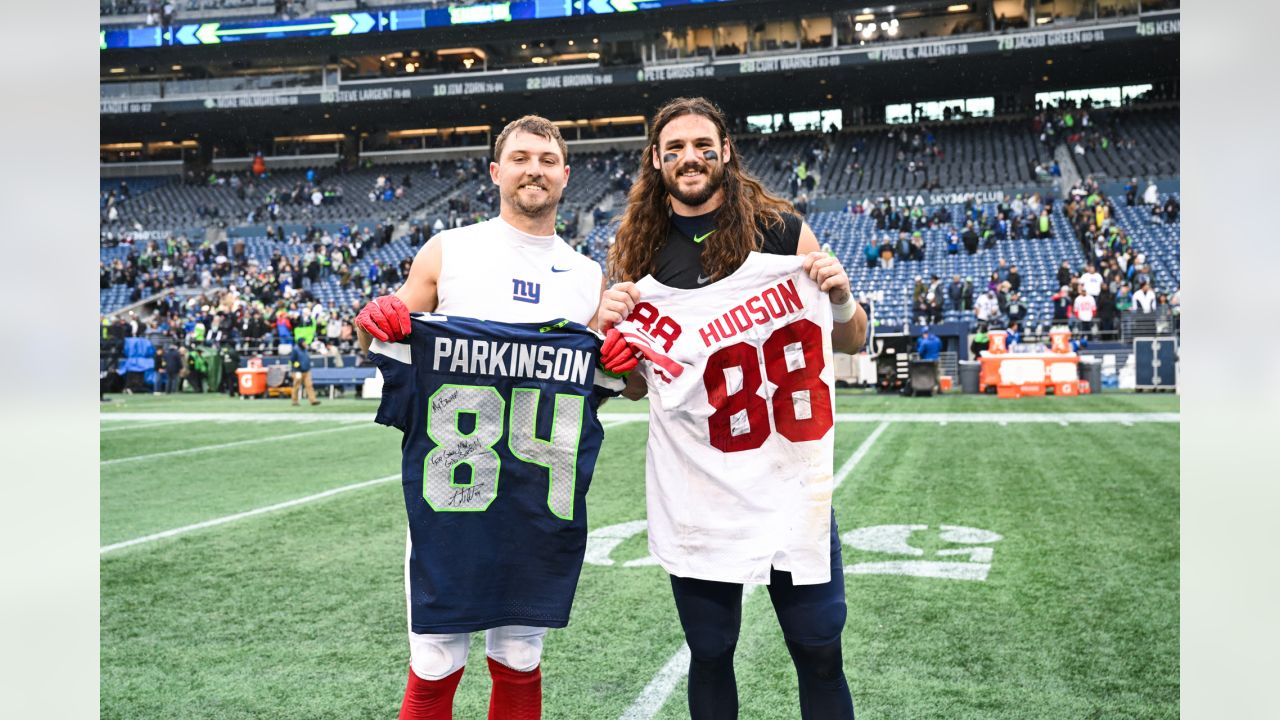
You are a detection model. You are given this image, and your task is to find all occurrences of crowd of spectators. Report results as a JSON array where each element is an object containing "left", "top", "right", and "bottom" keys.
[
  {"left": 1033, "top": 101, "right": 1153, "bottom": 164},
  {"left": 99, "top": 220, "right": 415, "bottom": 392},
  {"left": 859, "top": 191, "right": 1053, "bottom": 273},
  {"left": 1052, "top": 176, "right": 1179, "bottom": 338}
]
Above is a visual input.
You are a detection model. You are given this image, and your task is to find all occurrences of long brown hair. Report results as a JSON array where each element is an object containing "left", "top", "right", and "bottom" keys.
[{"left": 608, "top": 97, "right": 795, "bottom": 283}]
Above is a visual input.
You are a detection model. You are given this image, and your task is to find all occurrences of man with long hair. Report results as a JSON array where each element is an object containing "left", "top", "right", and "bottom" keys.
[
  {"left": 597, "top": 97, "right": 866, "bottom": 719},
  {"left": 356, "top": 116, "right": 604, "bottom": 720}
]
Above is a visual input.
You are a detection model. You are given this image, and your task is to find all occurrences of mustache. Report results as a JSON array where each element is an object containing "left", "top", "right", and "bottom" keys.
[{"left": 674, "top": 162, "right": 708, "bottom": 175}]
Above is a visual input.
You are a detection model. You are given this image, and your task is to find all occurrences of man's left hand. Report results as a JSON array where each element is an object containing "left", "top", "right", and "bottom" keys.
[{"left": 802, "top": 252, "right": 852, "bottom": 306}]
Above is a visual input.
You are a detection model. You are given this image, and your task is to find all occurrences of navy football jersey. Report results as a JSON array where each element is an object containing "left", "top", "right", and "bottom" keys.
[{"left": 369, "top": 313, "right": 615, "bottom": 634}]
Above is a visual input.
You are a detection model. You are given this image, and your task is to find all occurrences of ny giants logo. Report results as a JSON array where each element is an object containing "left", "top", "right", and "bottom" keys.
[{"left": 512, "top": 278, "right": 541, "bottom": 304}]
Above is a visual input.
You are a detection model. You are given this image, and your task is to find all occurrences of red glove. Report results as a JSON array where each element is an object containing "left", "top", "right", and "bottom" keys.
[
  {"left": 357, "top": 295, "right": 411, "bottom": 342},
  {"left": 600, "top": 328, "right": 640, "bottom": 374}
]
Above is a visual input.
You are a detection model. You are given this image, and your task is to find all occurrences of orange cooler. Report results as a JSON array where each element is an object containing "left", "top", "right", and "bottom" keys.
[
  {"left": 1050, "top": 329, "right": 1072, "bottom": 354},
  {"left": 988, "top": 330, "right": 1008, "bottom": 354},
  {"left": 236, "top": 367, "right": 268, "bottom": 396}
]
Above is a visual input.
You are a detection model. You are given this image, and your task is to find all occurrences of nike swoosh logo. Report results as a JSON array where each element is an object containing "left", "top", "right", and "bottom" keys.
[
  {"left": 550, "top": 266, "right": 572, "bottom": 273},
  {"left": 696, "top": 274, "right": 712, "bottom": 285},
  {"left": 692, "top": 230, "right": 715, "bottom": 244}
]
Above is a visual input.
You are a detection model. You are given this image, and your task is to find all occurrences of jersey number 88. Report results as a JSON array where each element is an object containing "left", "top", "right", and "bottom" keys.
[{"left": 703, "top": 319, "right": 833, "bottom": 453}]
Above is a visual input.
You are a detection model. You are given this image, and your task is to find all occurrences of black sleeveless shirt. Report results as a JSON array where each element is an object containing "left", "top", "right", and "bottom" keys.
[{"left": 652, "top": 209, "right": 803, "bottom": 289}]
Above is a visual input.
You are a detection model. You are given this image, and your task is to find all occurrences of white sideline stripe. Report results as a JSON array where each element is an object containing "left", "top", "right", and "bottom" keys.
[
  {"left": 101, "top": 424, "right": 374, "bottom": 466},
  {"left": 618, "top": 425, "right": 889, "bottom": 720},
  {"left": 100, "top": 474, "right": 400, "bottom": 554},
  {"left": 100, "top": 411, "right": 1180, "bottom": 425},
  {"left": 100, "top": 419, "right": 201, "bottom": 433}
]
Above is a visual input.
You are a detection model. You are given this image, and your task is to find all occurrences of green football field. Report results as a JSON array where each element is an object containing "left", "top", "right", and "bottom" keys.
[{"left": 100, "top": 391, "right": 1179, "bottom": 719}]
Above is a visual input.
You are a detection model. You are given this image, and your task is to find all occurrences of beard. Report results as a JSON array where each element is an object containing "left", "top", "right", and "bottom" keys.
[
  {"left": 505, "top": 181, "right": 560, "bottom": 219},
  {"left": 663, "top": 162, "right": 724, "bottom": 207}
]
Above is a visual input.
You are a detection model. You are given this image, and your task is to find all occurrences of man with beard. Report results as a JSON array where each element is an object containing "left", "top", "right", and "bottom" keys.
[
  {"left": 595, "top": 97, "right": 865, "bottom": 720},
  {"left": 354, "top": 116, "right": 604, "bottom": 720}
]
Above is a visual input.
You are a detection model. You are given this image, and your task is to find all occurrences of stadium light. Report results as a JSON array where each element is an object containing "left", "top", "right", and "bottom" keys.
[
  {"left": 532, "top": 56, "right": 547, "bottom": 64},
  {"left": 171, "top": 64, "right": 182, "bottom": 71},
  {"left": 109, "top": 67, "right": 125, "bottom": 73},
  {"left": 855, "top": 22, "right": 863, "bottom": 31},
  {"left": 587, "top": 52, "right": 600, "bottom": 60},
  {"left": 887, "top": 25, "right": 898, "bottom": 36},
  {"left": 880, "top": 21, "right": 889, "bottom": 30},
  {"left": 568, "top": 40, "right": 574, "bottom": 46},
  {"left": 947, "top": 3, "right": 970, "bottom": 11},
  {"left": 521, "top": 43, "right": 527, "bottom": 49},
  {"left": 1036, "top": 16, "right": 1052, "bottom": 24},
  {"left": 890, "top": 18, "right": 898, "bottom": 27},
  {"left": 405, "top": 62, "right": 417, "bottom": 72},
  {"left": 592, "top": 37, "right": 599, "bottom": 43},
  {"left": 854, "top": 13, "right": 874, "bottom": 21}
]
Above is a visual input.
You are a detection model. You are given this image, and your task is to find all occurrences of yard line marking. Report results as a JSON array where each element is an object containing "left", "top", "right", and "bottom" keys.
[
  {"left": 834, "top": 421, "right": 890, "bottom": 490},
  {"left": 100, "top": 419, "right": 201, "bottom": 433},
  {"left": 601, "top": 415, "right": 650, "bottom": 425},
  {"left": 618, "top": 645, "right": 691, "bottom": 720},
  {"left": 619, "top": 426, "right": 889, "bottom": 720},
  {"left": 100, "top": 473, "right": 400, "bottom": 554},
  {"left": 101, "top": 424, "right": 375, "bottom": 466}
]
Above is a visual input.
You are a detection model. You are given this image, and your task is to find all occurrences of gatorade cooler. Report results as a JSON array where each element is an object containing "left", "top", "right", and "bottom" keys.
[
  {"left": 1050, "top": 328, "right": 1072, "bottom": 354},
  {"left": 236, "top": 367, "right": 268, "bottom": 397},
  {"left": 1019, "top": 383, "right": 1046, "bottom": 397},
  {"left": 988, "top": 330, "right": 1008, "bottom": 354},
  {"left": 939, "top": 376, "right": 953, "bottom": 392},
  {"left": 1054, "top": 381, "right": 1078, "bottom": 396},
  {"left": 997, "top": 385, "right": 1021, "bottom": 399}
]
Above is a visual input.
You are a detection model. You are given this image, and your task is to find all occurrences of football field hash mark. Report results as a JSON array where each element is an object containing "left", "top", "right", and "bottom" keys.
[{"left": 100, "top": 473, "right": 401, "bottom": 554}]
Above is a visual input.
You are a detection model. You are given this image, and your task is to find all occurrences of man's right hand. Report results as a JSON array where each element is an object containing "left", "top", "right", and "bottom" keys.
[
  {"left": 356, "top": 295, "right": 411, "bottom": 342},
  {"left": 600, "top": 328, "right": 640, "bottom": 374},
  {"left": 596, "top": 282, "right": 640, "bottom": 332}
]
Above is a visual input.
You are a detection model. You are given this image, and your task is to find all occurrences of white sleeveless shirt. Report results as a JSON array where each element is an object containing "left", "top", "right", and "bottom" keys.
[{"left": 433, "top": 217, "right": 602, "bottom": 325}]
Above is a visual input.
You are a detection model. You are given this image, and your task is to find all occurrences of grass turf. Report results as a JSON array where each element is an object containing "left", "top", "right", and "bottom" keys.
[{"left": 101, "top": 394, "right": 1177, "bottom": 719}]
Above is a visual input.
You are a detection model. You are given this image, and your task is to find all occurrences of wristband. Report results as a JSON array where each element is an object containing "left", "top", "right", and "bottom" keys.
[{"left": 832, "top": 296, "right": 856, "bottom": 323}]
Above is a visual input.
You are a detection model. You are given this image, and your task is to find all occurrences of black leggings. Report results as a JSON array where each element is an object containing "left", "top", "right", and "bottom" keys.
[{"left": 668, "top": 512, "right": 855, "bottom": 720}]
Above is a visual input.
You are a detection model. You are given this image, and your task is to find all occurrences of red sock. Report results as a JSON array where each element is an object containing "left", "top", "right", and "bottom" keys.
[
  {"left": 487, "top": 656, "right": 542, "bottom": 720},
  {"left": 399, "top": 665, "right": 464, "bottom": 720}
]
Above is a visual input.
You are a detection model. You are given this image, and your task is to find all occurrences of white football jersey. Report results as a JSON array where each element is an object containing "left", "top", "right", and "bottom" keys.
[
  {"left": 434, "top": 217, "right": 602, "bottom": 325},
  {"left": 616, "top": 252, "right": 836, "bottom": 585}
]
